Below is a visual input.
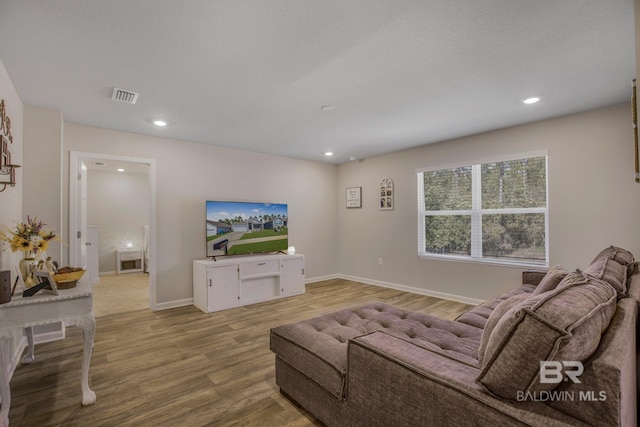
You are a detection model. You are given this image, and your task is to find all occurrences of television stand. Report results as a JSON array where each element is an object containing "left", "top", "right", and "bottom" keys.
[{"left": 193, "top": 253, "right": 305, "bottom": 313}]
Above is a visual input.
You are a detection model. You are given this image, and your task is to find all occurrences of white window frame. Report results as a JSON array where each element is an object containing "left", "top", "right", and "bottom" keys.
[{"left": 417, "top": 151, "right": 549, "bottom": 268}]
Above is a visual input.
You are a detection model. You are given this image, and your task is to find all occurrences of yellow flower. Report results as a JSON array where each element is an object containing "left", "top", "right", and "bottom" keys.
[
  {"left": 10, "top": 236, "right": 32, "bottom": 252},
  {"left": 0, "top": 216, "right": 61, "bottom": 256}
]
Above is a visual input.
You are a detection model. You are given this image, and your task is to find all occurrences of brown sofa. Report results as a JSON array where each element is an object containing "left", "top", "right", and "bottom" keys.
[{"left": 270, "top": 247, "right": 639, "bottom": 426}]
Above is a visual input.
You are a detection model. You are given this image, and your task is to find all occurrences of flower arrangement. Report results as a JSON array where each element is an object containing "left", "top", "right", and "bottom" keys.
[{"left": 0, "top": 216, "right": 57, "bottom": 256}]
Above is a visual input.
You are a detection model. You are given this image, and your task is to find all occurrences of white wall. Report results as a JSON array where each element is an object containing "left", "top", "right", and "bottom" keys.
[
  {"left": 0, "top": 59, "right": 23, "bottom": 273},
  {"left": 63, "top": 124, "right": 339, "bottom": 305},
  {"left": 337, "top": 104, "right": 640, "bottom": 301},
  {"left": 23, "top": 105, "right": 63, "bottom": 263},
  {"left": 87, "top": 169, "right": 150, "bottom": 273}
]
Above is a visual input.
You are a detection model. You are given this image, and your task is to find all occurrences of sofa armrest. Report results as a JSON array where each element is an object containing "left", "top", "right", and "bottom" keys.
[
  {"left": 546, "top": 297, "right": 638, "bottom": 427},
  {"left": 346, "top": 331, "right": 587, "bottom": 427},
  {"left": 522, "top": 269, "right": 547, "bottom": 286}
]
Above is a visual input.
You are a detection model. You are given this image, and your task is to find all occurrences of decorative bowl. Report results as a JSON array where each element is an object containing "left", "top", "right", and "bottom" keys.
[{"left": 52, "top": 269, "right": 85, "bottom": 289}]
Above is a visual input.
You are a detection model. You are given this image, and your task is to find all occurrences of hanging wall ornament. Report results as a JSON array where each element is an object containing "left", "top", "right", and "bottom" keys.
[{"left": 379, "top": 178, "right": 393, "bottom": 210}]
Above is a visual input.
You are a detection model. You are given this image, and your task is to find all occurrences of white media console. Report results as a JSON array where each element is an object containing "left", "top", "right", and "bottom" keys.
[{"left": 192, "top": 253, "right": 305, "bottom": 313}]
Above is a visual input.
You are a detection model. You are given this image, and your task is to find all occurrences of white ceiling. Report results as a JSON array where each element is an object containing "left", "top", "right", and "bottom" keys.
[{"left": 0, "top": 1, "right": 635, "bottom": 164}]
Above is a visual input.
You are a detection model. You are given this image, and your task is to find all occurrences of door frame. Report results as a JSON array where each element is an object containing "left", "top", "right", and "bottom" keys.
[{"left": 69, "top": 151, "right": 158, "bottom": 310}]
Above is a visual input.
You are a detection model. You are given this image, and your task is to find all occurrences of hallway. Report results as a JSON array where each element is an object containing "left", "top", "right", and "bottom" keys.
[{"left": 92, "top": 273, "right": 149, "bottom": 317}]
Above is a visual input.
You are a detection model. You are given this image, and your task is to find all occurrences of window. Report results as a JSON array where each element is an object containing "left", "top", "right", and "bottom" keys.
[{"left": 417, "top": 152, "right": 548, "bottom": 267}]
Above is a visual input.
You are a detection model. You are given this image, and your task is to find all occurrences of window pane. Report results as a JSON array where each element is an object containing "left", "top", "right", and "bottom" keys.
[
  {"left": 424, "top": 215, "right": 471, "bottom": 256},
  {"left": 481, "top": 156, "right": 546, "bottom": 209},
  {"left": 482, "top": 213, "right": 546, "bottom": 262},
  {"left": 423, "top": 166, "right": 472, "bottom": 210}
]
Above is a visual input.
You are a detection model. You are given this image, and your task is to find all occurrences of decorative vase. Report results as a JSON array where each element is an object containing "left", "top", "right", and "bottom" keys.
[{"left": 19, "top": 252, "right": 37, "bottom": 288}]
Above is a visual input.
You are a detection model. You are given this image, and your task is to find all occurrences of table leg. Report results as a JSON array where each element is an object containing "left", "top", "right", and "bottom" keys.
[
  {"left": 20, "top": 327, "right": 34, "bottom": 364},
  {"left": 74, "top": 314, "right": 96, "bottom": 406},
  {"left": 0, "top": 336, "right": 11, "bottom": 427}
]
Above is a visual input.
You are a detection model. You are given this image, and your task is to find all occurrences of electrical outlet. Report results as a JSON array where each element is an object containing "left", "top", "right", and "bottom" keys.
[{"left": 378, "top": 258, "right": 383, "bottom": 266}]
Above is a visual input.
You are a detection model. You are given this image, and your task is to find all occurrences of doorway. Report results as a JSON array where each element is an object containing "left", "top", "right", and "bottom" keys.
[{"left": 70, "top": 151, "right": 157, "bottom": 313}]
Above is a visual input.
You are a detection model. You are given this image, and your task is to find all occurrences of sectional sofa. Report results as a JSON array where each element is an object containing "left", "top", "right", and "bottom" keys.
[{"left": 270, "top": 246, "right": 638, "bottom": 426}]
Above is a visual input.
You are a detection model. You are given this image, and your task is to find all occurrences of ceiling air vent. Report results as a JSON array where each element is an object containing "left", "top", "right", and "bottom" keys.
[{"left": 112, "top": 87, "right": 140, "bottom": 105}]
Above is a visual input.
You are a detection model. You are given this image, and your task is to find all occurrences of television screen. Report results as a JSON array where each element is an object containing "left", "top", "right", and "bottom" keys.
[{"left": 206, "top": 200, "right": 288, "bottom": 257}]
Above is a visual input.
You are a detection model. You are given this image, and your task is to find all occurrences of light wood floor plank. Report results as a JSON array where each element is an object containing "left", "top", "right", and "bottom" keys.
[{"left": 6, "top": 279, "right": 473, "bottom": 426}]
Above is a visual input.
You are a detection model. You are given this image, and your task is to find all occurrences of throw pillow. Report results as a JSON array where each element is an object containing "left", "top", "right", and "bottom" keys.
[
  {"left": 476, "top": 274, "right": 617, "bottom": 400},
  {"left": 532, "top": 264, "right": 568, "bottom": 296},
  {"left": 477, "top": 293, "right": 530, "bottom": 364},
  {"left": 585, "top": 256, "right": 627, "bottom": 297},
  {"left": 590, "top": 246, "right": 635, "bottom": 275}
]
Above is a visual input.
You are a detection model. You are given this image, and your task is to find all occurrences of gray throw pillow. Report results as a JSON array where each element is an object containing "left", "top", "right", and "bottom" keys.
[
  {"left": 476, "top": 274, "right": 617, "bottom": 400},
  {"left": 477, "top": 293, "right": 530, "bottom": 364},
  {"left": 590, "top": 246, "right": 635, "bottom": 275},
  {"left": 585, "top": 256, "right": 628, "bottom": 297},
  {"left": 532, "top": 264, "right": 568, "bottom": 296}
]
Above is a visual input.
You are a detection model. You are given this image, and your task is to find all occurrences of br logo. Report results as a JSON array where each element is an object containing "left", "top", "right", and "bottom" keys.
[{"left": 539, "top": 361, "right": 584, "bottom": 384}]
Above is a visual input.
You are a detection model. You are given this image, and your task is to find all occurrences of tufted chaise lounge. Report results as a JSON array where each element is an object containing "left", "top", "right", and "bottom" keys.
[
  {"left": 270, "top": 247, "right": 639, "bottom": 426},
  {"left": 270, "top": 301, "right": 484, "bottom": 399}
]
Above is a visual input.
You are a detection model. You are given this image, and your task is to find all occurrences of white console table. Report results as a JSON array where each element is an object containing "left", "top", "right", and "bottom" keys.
[
  {"left": 0, "top": 280, "right": 96, "bottom": 427},
  {"left": 193, "top": 254, "right": 305, "bottom": 313}
]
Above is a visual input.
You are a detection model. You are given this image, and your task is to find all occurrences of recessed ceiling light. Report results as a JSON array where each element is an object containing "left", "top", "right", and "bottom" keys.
[
  {"left": 522, "top": 97, "right": 540, "bottom": 104},
  {"left": 153, "top": 120, "right": 167, "bottom": 127},
  {"left": 321, "top": 105, "right": 335, "bottom": 111},
  {"left": 117, "top": 168, "right": 125, "bottom": 172},
  {"left": 324, "top": 152, "right": 334, "bottom": 157}
]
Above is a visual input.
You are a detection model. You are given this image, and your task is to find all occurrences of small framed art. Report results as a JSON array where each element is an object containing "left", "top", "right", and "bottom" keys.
[
  {"left": 23, "top": 271, "right": 59, "bottom": 297},
  {"left": 346, "top": 187, "right": 362, "bottom": 208},
  {"left": 379, "top": 178, "right": 393, "bottom": 210}
]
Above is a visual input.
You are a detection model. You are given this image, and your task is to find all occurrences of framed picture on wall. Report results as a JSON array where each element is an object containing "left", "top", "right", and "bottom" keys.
[
  {"left": 346, "top": 187, "right": 362, "bottom": 208},
  {"left": 379, "top": 178, "right": 393, "bottom": 210}
]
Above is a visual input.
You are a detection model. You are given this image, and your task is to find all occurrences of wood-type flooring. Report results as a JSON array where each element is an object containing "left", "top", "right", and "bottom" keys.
[{"left": 6, "top": 278, "right": 472, "bottom": 426}]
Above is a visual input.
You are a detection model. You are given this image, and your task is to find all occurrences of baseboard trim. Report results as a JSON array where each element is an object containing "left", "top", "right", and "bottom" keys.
[
  {"left": 154, "top": 274, "right": 483, "bottom": 311},
  {"left": 305, "top": 274, "right": 339, "bottom": 284},
  {"left": 153, "top": 298, "right": 194, "bottom": 311},
  {"left": 336, "top": 274, "right": 484, "bottom": 306}
]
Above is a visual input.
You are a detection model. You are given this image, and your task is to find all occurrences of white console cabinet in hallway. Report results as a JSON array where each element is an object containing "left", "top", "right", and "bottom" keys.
[{"left": 192, "top": 254, "right": 305, "bottom": 313}]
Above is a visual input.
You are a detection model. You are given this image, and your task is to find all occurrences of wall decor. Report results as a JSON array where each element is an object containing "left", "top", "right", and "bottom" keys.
[
  {"left": 379, "top": 178, "right": 394, "bottom": 210},
  {"left": 0, "top": 99, "right": 13, "bottom": 144},
  {"left": 632, "top": 79, "right": 639, "bottom": 183},
  {"left": 1, "top": 136, "right": 7, "bottom": 167},
  {"left": 346, "top": 187, "right": 362, "bottom": 208},
  {"left": 0, "top": 100, "right": 20, "bottom": 192},
  {"left": 22, "top": 271, "right": 58, "bottom": 297}
]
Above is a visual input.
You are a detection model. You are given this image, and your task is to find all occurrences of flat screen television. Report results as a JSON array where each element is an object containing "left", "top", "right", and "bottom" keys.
[{"left": 206, "top": 200, "right": 288, "bottom": 257}]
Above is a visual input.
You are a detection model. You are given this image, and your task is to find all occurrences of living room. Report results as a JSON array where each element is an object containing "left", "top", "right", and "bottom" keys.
[{"left": 1, "top": 1, "right": 640, "bottom": 426}]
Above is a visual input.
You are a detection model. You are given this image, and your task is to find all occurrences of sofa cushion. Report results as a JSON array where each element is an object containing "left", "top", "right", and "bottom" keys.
[
  {"left": 454, "top": 284, "right": 535, "bottom": 330},
  {"left": 590, "top": 246, "right": 635, "bottom": 274},
  {"left": 532, "top": 264, "right": 568, "bottom": 296},
  {"left": 270, "top": 301, "right": 481, "bottom": 399},
  {"left": 585, "top": 255, "right": 628, "bottom": 297},
  {"left": 477, "top": 293, "right": 529, "bottom": 364},
  {"left": 476, "top": 274, "right": 617, "bottom": 400}
]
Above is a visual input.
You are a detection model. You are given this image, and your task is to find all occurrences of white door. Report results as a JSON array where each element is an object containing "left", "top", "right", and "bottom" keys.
[
  {"left": 79, "top": 161, "right": 88, "bottom": 269},
  {"left": 70, "top": 155, "right": 88, "bottom": 269},
  {"left": 86, "top": 226, "right": 99, "bottom": 284}
]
